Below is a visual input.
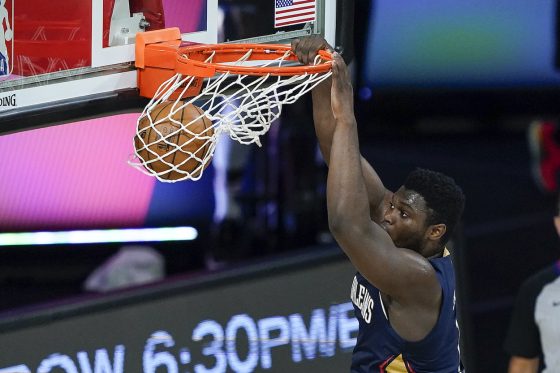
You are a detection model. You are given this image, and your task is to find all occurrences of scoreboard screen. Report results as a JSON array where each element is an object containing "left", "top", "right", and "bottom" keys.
[{"left": 0, "top": 248, "right": 357, "bottom": 373}]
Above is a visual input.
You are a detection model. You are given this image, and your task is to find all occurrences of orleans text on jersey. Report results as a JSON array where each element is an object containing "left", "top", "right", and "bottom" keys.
[{"left": 349, "top": 249, "right": 464, "bottom": 372}]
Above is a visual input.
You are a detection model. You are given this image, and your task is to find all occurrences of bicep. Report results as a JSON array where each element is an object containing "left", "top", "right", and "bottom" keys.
[
  {"left": 332, "top": 220, "right": 438, "bottom": 300},
  {"left": 508, "top": 356, "right": 539, "bottom": 373}
]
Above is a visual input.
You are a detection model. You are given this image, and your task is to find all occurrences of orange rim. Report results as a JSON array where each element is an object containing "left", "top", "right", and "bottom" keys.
[{"left": 175, "top": 43, "right": 333, "bottom": 78}]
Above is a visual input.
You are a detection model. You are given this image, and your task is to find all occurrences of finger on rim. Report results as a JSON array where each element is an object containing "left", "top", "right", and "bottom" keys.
[{"left": 291, "top": 35, "right": 333, "bottom": 65}]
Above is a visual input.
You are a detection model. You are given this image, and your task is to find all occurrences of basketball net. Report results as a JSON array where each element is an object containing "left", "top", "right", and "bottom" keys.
[{"left": 129, "top": 44, "right": 333, "bottom": 182}]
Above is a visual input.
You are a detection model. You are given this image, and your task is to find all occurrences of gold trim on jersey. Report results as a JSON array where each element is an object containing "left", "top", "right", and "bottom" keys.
[{"left": 382, "top": 354, "right": 414, "bottom": 373}]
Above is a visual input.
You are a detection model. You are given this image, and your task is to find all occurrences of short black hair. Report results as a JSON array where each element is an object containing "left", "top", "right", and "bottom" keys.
[{"left": 403, "top": 168, "right": 465, "bottom": 244}]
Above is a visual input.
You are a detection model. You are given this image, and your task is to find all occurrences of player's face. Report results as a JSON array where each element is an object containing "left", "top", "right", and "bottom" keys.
[{"left": 381, "top": 187, "right": 431, "bottom": 251}]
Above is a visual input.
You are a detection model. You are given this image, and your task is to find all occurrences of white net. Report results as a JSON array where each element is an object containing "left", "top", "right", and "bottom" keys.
[{"left": 129, "top": 46, "right": 332, "bottom": 182}]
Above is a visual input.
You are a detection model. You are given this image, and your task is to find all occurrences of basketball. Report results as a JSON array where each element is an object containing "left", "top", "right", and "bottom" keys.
[{"left": 134, "top": 101, "right": 214, "bottom": 180}]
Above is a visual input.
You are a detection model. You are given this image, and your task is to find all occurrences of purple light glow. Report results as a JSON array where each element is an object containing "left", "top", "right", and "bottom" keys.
[
  {"left": 0, "top": 114, "right": 155, "bottom": 231},
  {"left": 163, "top": 0, "right": 207, "bottom": 33}
]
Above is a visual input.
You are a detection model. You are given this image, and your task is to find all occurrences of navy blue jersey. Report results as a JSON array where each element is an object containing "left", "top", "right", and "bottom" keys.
[{"left": 350, "top": 251, "right": 462, "bottom": 372}]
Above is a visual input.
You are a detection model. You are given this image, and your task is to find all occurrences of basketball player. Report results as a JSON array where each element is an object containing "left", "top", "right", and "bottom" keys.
[
  {"left": 292, "top": 36, "right": 465, "bottom": 371},
  {"left": 0, "top": 0, "right": 12, "bottom": 75}
]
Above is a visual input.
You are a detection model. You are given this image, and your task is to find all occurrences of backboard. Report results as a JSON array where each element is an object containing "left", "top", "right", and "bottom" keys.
[{"left": 0, "top": 0, "right": 340, "bottom": 135}]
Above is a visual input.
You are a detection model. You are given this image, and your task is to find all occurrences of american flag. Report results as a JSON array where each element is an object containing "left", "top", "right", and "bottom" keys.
[{"left": 274, "top": 0, "right": 316, "bottom": 28}]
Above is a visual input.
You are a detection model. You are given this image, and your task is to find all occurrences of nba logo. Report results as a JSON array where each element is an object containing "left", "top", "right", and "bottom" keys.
[{"left": 0, "top": 0, "right": 13, "bottom": 76}]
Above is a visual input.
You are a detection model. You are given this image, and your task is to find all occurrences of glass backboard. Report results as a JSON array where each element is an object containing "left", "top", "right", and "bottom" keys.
[{"left": 0, "top": 0, "right": 338, "bottom": 134}]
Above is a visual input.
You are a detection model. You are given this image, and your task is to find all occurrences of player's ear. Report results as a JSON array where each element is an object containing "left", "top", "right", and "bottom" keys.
[{"left": 427, "top": 224, "right": 446, "bottom": 241}]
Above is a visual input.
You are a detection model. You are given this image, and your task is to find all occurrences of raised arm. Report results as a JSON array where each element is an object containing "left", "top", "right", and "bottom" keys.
[
  {"left": 309, "top": 49, "right": 440, "bottom": 314},
  {"left": 292, "top": 36, "right": 388, "bottom": 222}
]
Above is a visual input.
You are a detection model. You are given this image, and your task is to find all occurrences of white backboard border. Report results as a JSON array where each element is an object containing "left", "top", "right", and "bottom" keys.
[{"left": 91, "top": 0, "right": 218, "bottom": 67}]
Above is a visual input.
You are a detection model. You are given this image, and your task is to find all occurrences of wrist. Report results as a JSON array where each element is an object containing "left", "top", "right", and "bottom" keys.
[{"left": 335, "top": 114, "right": 356, "bottom": 126}]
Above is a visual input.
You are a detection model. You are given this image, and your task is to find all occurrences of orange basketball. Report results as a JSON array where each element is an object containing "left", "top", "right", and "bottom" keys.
[{"left": 134, "top": 101, "right": 214, "bottom": 180}]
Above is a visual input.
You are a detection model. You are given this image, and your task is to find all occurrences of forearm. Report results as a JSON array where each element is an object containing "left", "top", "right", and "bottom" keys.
[
  {"left": 312, "top": 80, "right": 387, "bottom": 220},
  {"left": 327, "top": 117, "right": 370, "bottom": 232},
  {"left": 312, "top": 78, "right": 335, "bottom": 165}
]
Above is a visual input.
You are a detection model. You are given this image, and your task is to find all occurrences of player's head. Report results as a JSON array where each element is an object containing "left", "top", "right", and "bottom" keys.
[{"left": 382, "top": 168, "right": 465, "bottom": 255}]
